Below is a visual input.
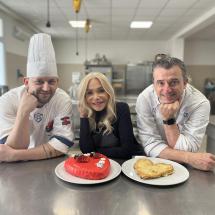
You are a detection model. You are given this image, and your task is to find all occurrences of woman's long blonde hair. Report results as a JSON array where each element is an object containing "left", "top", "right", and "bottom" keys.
[{"left": 78, "top": 72, "right": 116, "bottom": 134}]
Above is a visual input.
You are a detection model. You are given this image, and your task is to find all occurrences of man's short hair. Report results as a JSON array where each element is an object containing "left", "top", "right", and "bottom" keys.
[
  {"left": 152, "top": 56, "right": 189, "bottom": 82},
  {"left": 154, "top": 53, "right": 168, "bottom": 62}
]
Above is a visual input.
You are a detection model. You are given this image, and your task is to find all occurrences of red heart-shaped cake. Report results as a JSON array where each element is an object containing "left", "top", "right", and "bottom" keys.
[{"left": 64, "top": 153, "right": 110, "bottom": 180}]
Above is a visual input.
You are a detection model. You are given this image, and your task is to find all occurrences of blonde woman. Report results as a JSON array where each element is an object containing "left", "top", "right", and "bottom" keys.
[{"left": 78, "top": 72, "right": 142, "bottom": 159}]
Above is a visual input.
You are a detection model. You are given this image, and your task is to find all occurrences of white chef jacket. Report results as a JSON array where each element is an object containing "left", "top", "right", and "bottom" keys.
[
  {"left": 136, "top": 84, "right": 210, "bottom": 157},
  {"left": 0, "top": 85, "right": 74, "bottom": 153}
]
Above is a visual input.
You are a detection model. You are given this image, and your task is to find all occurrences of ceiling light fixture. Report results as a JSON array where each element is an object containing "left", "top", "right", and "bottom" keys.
[
  {"left": 130, "top": 21, "right": 153, "bottom": 29},
  {"left": 69, "top": 20, "right": 86, "bottom": 28}
]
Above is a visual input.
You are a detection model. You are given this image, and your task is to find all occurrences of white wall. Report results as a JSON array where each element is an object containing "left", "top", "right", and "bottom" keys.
[
  {"left": 185, "top": 40, "right": 215, "bottom": 65},
  {"left": 169, "top": 38, "right": 184, "bottom": 60},
  {"left": 0, "top": 10, "right": 33, "bottom": 56},
  {"left": 0, "top": 10, "right": 35, "bottom": 87},
  {"left": 53, "top": 39, "right": 170, "bottom": 64}
]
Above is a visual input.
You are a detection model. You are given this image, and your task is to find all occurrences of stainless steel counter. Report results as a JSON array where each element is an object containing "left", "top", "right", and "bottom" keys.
[{"left": 1, "top": 157, "right": 215, "bottom": 215}]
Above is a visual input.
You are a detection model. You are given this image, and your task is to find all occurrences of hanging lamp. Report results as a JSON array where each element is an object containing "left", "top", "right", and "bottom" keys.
[
  {"left": 85, "top": 19, "right": 90, "bottom": 33},
  {"left": 84, "top": 19, "right": 91, "bottom": 63},
  {"left": 73, "top": 0, "right": 81, "bottom": 13},
  {"left": 46, "top": 0, "right": 51, "bottom": 27},
  {"left": 73, "top": 0, "right": 82, "bottom": 55}
]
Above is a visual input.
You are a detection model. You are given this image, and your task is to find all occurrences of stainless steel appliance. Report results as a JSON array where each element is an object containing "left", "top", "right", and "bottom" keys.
[
  {"left": 84, "top": 65, "right": 112, "bottom": 83},
  {"left": 126, "top": 62, "right": 153, "bottom": 94},
  {"left": 0, "top": 85, "right": 9, "bottom": 96}
]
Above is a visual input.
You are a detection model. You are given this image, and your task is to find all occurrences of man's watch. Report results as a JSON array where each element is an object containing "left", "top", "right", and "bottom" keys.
[{"left": 163, "top": 118, "right": 176, "bottom": 125}]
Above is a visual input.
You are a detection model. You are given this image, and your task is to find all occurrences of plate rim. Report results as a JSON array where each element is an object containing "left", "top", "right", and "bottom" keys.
[
  {"left": 121, "top": 156, "right": 189, "bottom": 186},
  {"left": 55, "top": 159, "right": 121, "bottom": 185}
]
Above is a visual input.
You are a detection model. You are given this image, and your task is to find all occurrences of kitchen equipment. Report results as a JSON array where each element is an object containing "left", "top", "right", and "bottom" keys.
[
  {"left": 0, "top": 85, "right": 9, "bottom": 96},
  {"left": 126, "top": 62, "right": 153, "bottom": 94}
]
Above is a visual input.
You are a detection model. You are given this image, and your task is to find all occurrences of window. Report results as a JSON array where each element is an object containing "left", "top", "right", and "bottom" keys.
[
  {"left": 0, "top": 18, "right": 3, "bottom": 37},
  {"left": 0, "top": 18, "right": 6, "bottom": 86}
]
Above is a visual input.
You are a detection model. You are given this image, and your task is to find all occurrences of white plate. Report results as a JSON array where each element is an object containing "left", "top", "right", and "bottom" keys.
[
  {"left": 122, "top": 156, "right": 189, "bottom": 186},
  {"left": 55, "top": 159, "right": 121, "bottom": 184}
]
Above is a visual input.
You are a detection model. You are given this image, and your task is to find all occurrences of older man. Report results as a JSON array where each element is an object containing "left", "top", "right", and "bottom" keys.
[
  {"left": 0, "top": 33, "right": 74, "bottom": 162},
  {"left": 136, "top": 56, "right": 215, "bottom": 171}
]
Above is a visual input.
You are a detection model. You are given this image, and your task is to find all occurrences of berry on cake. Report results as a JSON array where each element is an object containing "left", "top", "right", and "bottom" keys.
[{"left": 64, "top": 152, "right": 111, "bottom": 180}]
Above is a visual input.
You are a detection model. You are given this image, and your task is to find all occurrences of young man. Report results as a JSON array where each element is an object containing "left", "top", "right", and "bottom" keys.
[
  {"left": 136, "top": 57, "right": 215, "bottom": 171},
  {"left": 0, "top": 33, "right": 74, "bottom": 162}
]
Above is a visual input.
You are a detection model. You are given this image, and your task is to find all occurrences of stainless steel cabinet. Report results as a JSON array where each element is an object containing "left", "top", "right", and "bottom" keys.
[
  {"left": 85, "top": 65, "right": 112, "bottom": 83},
  {"left": 126, "top": 62, "right": 153, "bottom": 94}
]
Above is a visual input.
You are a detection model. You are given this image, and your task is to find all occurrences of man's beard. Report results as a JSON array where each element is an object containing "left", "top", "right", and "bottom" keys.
[{"left": 32, "top": 90, "right": 54, "bottom": 108}]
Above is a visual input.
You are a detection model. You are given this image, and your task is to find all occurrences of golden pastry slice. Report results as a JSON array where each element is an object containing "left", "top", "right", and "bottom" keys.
[
  {"left": 134, "top": 158, "right": 174, "bottom": 179},
  {"left": 134, "top": 158, "right": 153, "bottom": 170}
]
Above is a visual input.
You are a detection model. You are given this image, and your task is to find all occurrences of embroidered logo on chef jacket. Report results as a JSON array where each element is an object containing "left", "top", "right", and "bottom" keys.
[
  {"left": 34, "top": 113, "right": 43, "bottom": 123},
  {"left": 46, "top": 120, "right": 54, "bottom": 132},
  {"left": 183, "top": 112, "right": 189, "bottom": 118},
  {"left": 61, "top": 116, "right": 71, "bottom": 125},
  {"left": 151, "top": 107, "right": 157, "bottom": 117}
]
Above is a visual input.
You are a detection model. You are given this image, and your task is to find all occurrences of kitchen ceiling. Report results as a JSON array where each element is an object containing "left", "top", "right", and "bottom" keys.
[{"left": 1, "top": 0, "right": 215, "bottom": 40}]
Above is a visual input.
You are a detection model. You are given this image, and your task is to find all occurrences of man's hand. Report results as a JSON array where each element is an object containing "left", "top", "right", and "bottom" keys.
[
  {"left": 159, "top": 148, "right": 215, "bottom": 171},
  {"left": 18, "top": 90, "right": 38, "bottom": 115},
  {"left": 186, "top": 152, "right": 215, "bottom": 171},
  {"left": 159, "top": 100, "right": 180, "bottom": 120},
  {"left": 0, "top": 144, "right": 15, "bottom": 162}
]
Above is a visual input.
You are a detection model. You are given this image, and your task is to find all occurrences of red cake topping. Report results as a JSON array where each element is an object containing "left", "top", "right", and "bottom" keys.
[
  {"left": 64, "top": 153, "right": 110, "bottom": 180},
  {"left": 75, "top": 155, "right": 90, "bottom": 163}
]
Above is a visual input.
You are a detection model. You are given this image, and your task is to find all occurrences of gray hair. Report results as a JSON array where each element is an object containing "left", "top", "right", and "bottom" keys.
[{"left": 152, "top": 56, "right": 190, "bottom": 82}]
